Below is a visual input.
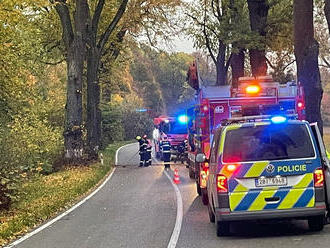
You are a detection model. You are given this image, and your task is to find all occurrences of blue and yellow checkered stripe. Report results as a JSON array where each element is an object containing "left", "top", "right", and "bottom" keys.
[{"left": 226, "top": 160, "right": 315, "bottom": 211}]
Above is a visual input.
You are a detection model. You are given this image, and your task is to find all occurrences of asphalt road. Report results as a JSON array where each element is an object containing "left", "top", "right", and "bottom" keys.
[{"left": 9, "top": 143, "right": 330, "bottom": 248}]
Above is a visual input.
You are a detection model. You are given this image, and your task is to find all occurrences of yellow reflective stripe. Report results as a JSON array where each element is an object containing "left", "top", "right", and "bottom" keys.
[
  {"left": 306, "top": 196, "right": 315, "bottom": 208},
  {"left": 233, "top": 183, "right": 248, "bottom": 193},
  {"left": 245, "top": 161, "right": 269, "bottom": 178},
  {"left": 293, "top": 173, "right": 313, "bottom": 189},
  {"left": 278, "top": 174, "right": 313, "bottom": 209},
  {"left": 248, "top": 190, "right": 275, "bottom": 211},
  {"left": 277, "top": 189, "right": 304, "bottom": 209},
  {"left": 229, "top": 192, "right": 246, "bottom": 211},
  {"left": 218, "top": 124, "right": 241, "bottom": 156}
]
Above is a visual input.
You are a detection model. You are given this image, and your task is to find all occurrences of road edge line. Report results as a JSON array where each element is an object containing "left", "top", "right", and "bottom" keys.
[
  {"left": 160, "top": 160, "right": 183, "bottom": 248},
  {"left": 5, "top": 143, "right": 133, "bottom": 248},
  {"left": 115, "top": 143, "right": 136, "bottom": 166}
]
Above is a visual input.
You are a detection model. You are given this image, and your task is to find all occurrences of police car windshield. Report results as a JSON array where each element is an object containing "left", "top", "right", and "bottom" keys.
[{"left": 223, "top": 123, "right": 315, "bottom": 163}]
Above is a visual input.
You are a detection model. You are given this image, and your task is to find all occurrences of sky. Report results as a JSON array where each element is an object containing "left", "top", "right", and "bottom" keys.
[{"left": 170, "top": 36, "right": 196, "bottom": 54}]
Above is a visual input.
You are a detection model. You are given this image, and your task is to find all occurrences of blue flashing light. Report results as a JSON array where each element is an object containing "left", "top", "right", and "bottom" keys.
[
  {"left": 136, "top": 108, "right": 148, "bottom": 112},
  {"left": 178, "top": 115, "right": 188, "bottom": 124},
  {"left": 271, "top": 116, "right": 287, "bottom": 124}
]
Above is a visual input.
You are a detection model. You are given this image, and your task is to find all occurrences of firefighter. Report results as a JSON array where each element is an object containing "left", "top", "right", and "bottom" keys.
[
  {"left": 136, "top": 136, "right": 146, "bottom": 167},
  {"left": 161, "top": 135, "right": 171, "bottom": 169},
  {"left": 146, "top": 139, "right": 152, "bottom": 167},
  {"left": 143, "top": 135, "right": 152, "bottom": 167}
]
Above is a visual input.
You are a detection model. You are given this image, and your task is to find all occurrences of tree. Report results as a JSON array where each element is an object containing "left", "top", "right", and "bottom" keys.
[
  {"left": 53, "top": 0, "right": 129, "bottom": 160},
  {"left": 186, "top": 0, "right": 252, "bottom": 85},
  {"left": 325, "top": 0, "right": 330, "bottom": 31},
  {"left": 294, "top": 0, "right": 323, "bottom": 133},
  {"left": 85, "top": 0, "right": 129, "bottom": 159},
  {"left": 247, "top": 0, "right": 269, "bottom": 77},
  {"left": 52, "top": 0, "right": 88, "bottom": 160}
]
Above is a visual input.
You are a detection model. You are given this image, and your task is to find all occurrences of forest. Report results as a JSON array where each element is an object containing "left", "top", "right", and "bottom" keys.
[{"left": 1, "top": 0, "right": 330, "bottom": 213}]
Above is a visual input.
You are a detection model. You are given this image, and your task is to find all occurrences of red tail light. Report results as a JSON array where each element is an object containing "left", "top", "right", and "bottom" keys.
[
  {"left": 314, "top": 168, "right": 324, "bottom": 188},
  {"left": 217, "top": 174, "right": 228, "bottom": 193},
  {"left": 297, "top": 101, "right": 304, "bottom": 109}
]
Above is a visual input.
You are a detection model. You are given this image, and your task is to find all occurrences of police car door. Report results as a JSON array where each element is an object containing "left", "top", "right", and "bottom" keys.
[{"left": 310, "top": 123, "right": 330, "bottom": 211}]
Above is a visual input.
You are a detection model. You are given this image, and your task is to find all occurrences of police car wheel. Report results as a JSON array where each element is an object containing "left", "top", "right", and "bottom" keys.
[
  {"left": 308, "top": 215, "right": 324, "bottom": 232},
  {"left": 208, "top": 203, "right": 215, "bottom": 223},
  {"left": 216, "top": 221, "right": 230, "bottom": 237}
]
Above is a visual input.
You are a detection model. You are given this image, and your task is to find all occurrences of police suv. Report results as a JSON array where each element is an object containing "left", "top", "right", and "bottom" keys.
[{"left": 197, "top": 114, "right": 330, "bottom": 236}]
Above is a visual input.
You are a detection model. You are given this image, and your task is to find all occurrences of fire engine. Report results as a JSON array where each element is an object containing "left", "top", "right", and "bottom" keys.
[
  {"left": 186, "top": 62, "right": 306, "bottom": 205},
  {"left": 153, "top": 115, "right": 188, "bottom": 159}
]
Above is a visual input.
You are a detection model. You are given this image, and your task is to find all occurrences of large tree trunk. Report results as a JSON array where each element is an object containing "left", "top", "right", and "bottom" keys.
[
  {"left": 64, "top": 40, "right": 84, "bottom": 159},
  {"left": 86, "top": 47, "right": 101, "bottom": 160},
  {"left": 215, "top": 40, "right": 227, "bottom": 86},
  {"left": 231, "top": 49, "right": 245, "bottom": 88},
  {"left": 55, "top": 0, "right": 88, "bottom": 160},
  {"left": 247, "top": 0, "right": 269, "bottom": 77},
  {"left": 325, "top": 0, "right": 330, "bottom": 32},
  {"left": 294, "top": 0, "right": 323, "bottom": 134}
]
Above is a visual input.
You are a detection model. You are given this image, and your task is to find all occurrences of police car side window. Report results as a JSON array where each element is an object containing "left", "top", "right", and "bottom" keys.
[{"left": 210, "top": 130, "right": 221, "bottom": 166}]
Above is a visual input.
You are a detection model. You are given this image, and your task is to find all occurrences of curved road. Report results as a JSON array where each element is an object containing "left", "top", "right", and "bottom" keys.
[{"left": 9, "top": 143, "right": 330, "bottom": 248}]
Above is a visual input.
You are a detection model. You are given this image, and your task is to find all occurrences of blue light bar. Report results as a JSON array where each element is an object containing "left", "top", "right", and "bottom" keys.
[
  {"left": 136, "top": 108, "right": 148, "bottom": 112},
  {"left": 271, "top": 116, "right": 287, "bottom": 124},
  {"left": 178, "top": 115, "right": 188, "bottom": 124}
]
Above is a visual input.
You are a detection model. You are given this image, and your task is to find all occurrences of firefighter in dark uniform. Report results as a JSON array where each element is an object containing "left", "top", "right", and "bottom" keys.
[
  {"left": 143, "top": 135, "right": 152, "bottom": 167},
  {"left": 161, "top": 135, "right": 171, "bottom": 169},
  {"left": 136, "top": 136, "right": 146, "bottom": 167},
  {"left": 146, "top": 138, "right": 152, "bottom": 167}
]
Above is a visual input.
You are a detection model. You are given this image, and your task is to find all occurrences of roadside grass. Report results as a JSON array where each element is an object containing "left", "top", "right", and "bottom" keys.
[{"left": 0, "top": 141, "right": 133, "bottom": 247}]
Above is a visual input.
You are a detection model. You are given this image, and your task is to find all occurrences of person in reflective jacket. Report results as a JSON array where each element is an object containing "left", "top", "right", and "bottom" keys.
[
  {"left": 136, "top": 136, "right": 146, "bottom": 167},
  {"left": 161, "top": 135, "right": 171, "bottom": 169}
]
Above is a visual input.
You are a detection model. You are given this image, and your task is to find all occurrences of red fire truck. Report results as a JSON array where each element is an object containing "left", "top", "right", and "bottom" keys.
[
  {"left": 186, "top": 64, "right": 305, "bottom": 205},
  {"left": 153, "top": 115, "right": 188, "bottom": 159}
]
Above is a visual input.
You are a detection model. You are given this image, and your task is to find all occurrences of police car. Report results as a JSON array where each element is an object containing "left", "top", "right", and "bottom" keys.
[{"left": 197, "top": 114, "right": 330, "bottom": 236}]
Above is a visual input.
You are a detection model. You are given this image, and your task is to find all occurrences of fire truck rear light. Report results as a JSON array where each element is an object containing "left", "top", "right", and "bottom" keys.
[
  {"left": 246, "top": 85, "right": 260, "bottom": 94},
  {"left": 203, "top": 105, "right": 208, "bottom": 112},
  {"left": 217, "top": 175, "right": 228, "bottom": 193},
  {"left": 297, "top": 102, "right": 304, "bottom": 109},
  {"left": 314, "top": 168, "right": 324, "bottom": 188}
]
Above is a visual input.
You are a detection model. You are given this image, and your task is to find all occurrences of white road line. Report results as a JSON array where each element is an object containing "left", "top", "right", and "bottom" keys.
[
  {"left": 164, "top": 170, "right": 183, "bottom": 248},
  {"left": 115, "top": 143, "right": 136, "bottom": 166},
  {"left": 5, "top": 143, "right": 132, "bottom": 248},
  {"left": 154, "top": 157, "right": 183, "bottom": 248}
]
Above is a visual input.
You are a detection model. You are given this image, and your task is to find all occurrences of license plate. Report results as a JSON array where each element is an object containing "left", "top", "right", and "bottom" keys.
[{"left": 255, "top": 176, "right": 287, "bottom": 187}]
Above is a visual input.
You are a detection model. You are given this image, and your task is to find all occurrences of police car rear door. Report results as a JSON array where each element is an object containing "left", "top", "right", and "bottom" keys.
[{"left": 310, "top": 123, "right": 330, "bottom": 211}]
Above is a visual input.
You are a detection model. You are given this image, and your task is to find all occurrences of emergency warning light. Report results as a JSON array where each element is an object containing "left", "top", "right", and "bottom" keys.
[
  {"left": 271, "top": 116, "right": 287, "bottom": 124},
  {"left": 297, "top": 101, "right": 304, "bottom": 109},
  {"left": 246, "top": 85, "right": 261, "bottom": 94},
  {"left": 178, "top": 115, "right": 188, "bottom": 124}
]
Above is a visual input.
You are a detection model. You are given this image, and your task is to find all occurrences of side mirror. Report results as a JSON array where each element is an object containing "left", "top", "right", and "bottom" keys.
[{"left": 196, "top": 153, "right": 207, "bottom": 163}]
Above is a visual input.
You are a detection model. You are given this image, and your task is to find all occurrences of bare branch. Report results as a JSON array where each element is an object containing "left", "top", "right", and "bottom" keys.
[
  {"left": 92, "top": 0, "right": 105, "bottom": 34},
  {"left": 282, "top": 59, "right": 296, "bottom": 71},
  {"left": 98, "top": 0, "right": 129, "bottom": 53},
  {"left": 39, "top": 58, "right": 66, "bottom": 65},
  {"left": 266, "top": 57, "right": 276, "bottom": 70},
  {"left": 203, "top": 3, "right": 217, "bottom": 65},
  {"left": 225, "top": 53, "right": 233, "bottom": 71},
  {"left": 53, "top": 0, "right": 74, "bottom": 48},
  {"left": 322, "top": 56, "right": 330, "bottom": 68}
]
